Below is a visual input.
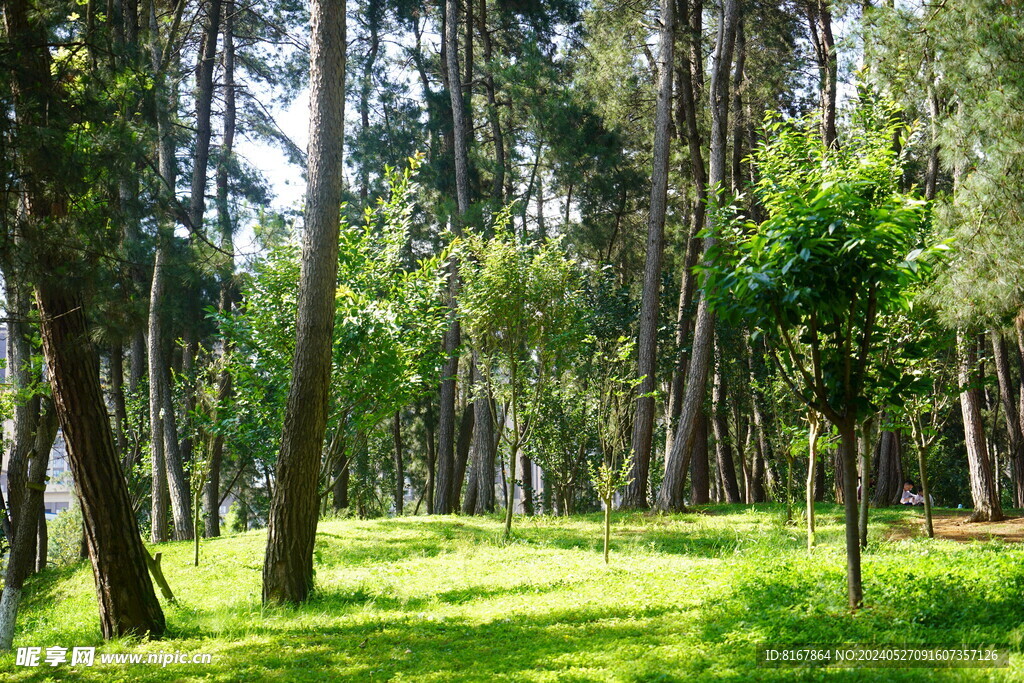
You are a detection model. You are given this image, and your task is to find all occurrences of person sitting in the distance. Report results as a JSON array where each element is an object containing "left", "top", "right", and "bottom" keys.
[{"left": 901, "top": 480, "right": 925, "bottom": 505}]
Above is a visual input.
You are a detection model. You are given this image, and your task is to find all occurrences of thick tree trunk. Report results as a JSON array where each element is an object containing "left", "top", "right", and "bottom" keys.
[
  {"left": 872, "top": 429, "right": 903, "bottom": 506},
  {"left": 2, "top": 3, "right": 165, "bottom": 634},
  {"left": 262, "top": 0, "right": 346, "bottom": 605},
  {"left": 452, "top": 401, "right": 475, "bottom": 509},
  {"left": 519, "top": 452, "right": 534, "bottom": 516},
  {"left": 37, "top": 286, "right": 166, "bottom": 638},
  {"left": 957, "top": 331, "right": 1003, "bottom": 522},
  {"left": 332, "top": 458, "right": 350, "bottom": 511},
  {"left": 624, "top": 0, "right": 674, "bottom": 509},
  {"left": 657, "top": 0, "right": 738, "bottom": 511},
  {"left": 473, "top": 389, "right": 497, "bottom": 513}
]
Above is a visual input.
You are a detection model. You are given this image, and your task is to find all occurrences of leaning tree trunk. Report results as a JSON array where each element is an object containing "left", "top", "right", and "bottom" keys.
[
  {"left": 0, "top": 400, "right": 57, "bottom": 649},
  {"left": 657, "top": 0, "right": 738, "bottom": 511},
  {"left": 262, "top": 0, "right": 346, "bottom": 605},
  {"left": 38, "top": 286, "right": 167, "bottom": 638},
  {"left": 2, "top": 0, "right": 167, "bottom": 640},
  {"left": 623, "top": 0, "right": 674, "bottom": 509},
  {"left": 957, "top": 331, "right": 1003, "bottom": 522}
]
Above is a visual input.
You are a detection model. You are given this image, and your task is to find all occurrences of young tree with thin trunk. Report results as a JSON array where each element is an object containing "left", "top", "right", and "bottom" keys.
[
  {"left": 701, "top": 104, "right": 936, "bottom": 609},
  {"left": 262, "top": 0, "right": 346, "bottom": 605}
]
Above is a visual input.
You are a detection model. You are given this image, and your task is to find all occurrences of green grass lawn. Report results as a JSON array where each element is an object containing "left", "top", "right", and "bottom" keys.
[{"left": 3, "top": 504, "right": 1023, "bottom": 681}]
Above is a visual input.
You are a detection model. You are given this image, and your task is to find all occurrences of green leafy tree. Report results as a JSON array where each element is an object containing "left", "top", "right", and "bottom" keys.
[
  {"left": 702, "top": 100, "right": 938, "bottom": 608},
  {"left": 460, "top": 230, "right": 588, "bottom": 537}
]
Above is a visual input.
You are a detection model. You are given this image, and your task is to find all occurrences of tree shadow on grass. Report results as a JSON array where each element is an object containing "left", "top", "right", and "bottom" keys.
[
  {"left": 690, "top": 554, "right": 1024, "bottom": 682},
  {"left": 208, "top": 603, "right": 699, "bottom": 682}
]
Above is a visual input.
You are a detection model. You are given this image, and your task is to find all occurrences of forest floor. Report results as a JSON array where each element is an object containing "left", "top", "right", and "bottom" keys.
[
  {"left": 3, "top": 504, "right": 1023, "bottom": 682},
  {"left": 885, "top": 511, "right": 1024, "bottom": 543}
]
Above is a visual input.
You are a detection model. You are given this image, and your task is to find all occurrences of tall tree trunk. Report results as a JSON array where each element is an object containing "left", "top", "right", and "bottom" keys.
[
  {"left": 38, "top": 284, "right": 167, "bottom": 637},
  {"left": 991, "top": 330, "right": 1024, "bottom": 508},
  {"left": 806, "top": 0, "right": 837, "bottom": 147},
  {"left": 479, "top": 0, "right": 505, "bottom": 206},
  {"left": 262, "top": 0, "right": 346, "bottom": 605},
  {"left": 711, "top": 341, "right": 741, "bottom": 503},
  {"left": 957, "top": 331, "right": 1003, "bottom": 522},
  {"left": 657, "top": 0, "right": 738, "bottom": 511},
  {"left": 393, "top": 412, "right": 405, "bottom": 515},
  {"left": 690, "top": 410, "right": 710, "bottom": 504},
  {"left": 2, "top": 276, "right": 41, "bottom": 546},
  {"left": 435, "top": 0, "right": 472, "bottom": 515},
  {"left": 205, "top": 0, "right": 237, "bottom": 539},
  {"left": 453, "top": 401, "right": 475, "bottom": 509},
  {"left": 0, "top": 399, "right": 57, "bottom": 648},
  {"left": 665, "top": 0, "right": 705, "bottom": 460},
  {"left": 358, "top": 0, "right": 380, "bottom": 204},
  {"left": 872, "top": 428, "right": 903, "bottom": 506},
  {"left": 624, "top": 0, "right": 674, "bottom": 509},
  {"left": 110, "top": 344, "right": 130, "bottom": 460}
]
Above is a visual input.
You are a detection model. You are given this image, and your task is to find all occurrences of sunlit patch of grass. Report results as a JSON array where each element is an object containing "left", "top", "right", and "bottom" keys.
[{"left": 2, "top": 505, "right": 1022, "bottom": 681}]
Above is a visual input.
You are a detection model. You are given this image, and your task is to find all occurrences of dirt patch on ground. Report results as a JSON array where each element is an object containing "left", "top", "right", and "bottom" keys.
[{"left": 886, "top": 511, "right": 1024, "bottom": 543}]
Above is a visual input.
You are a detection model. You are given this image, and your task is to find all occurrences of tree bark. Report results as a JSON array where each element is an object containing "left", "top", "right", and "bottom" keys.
[
  {"left": 838, "top": 419, "right": 863, "bottom": 609},
  {"left": 657, "top": 0, "right": 738, "bottom": 511},
  {"left": 712, "top": 341, "right": 741, "bottom": 503},
  {"left": 624, "top": 0, "right": 674, "bottom": 509},
  {"left": 806, "top": 0, "right": 837, "bottom": 147},
  {"left": 872, "top": 428, "right": 903, "bottom": 506},
  {"left": 1, "top": 275, "right": 40, "bottom": 546},
  {"left": 957, "top": 331, "right": 1003, "bottom": 522},
  {"left": 393, "top": 412, "right": 405, "bottom": 515},
  {"left": 435, "top": 0, "right": 472, "bottom": 515},
  {"left": 690, "top": 410, "right": 710, "bottom": 504},
  {"left": 205, "top": 0, "right": 237, "bottom": 539},
  {"left": 453, "top": 400, "right": 475, "bottom": 509},
  {"left": 991, "top": 329, "right": 1024, "bottom": 508},
  {"left": 262, "top": 0, "right": 346, "bottom": 605},
  {"left": 0, "top": 400, "right": 56, "bottom": 649}
]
